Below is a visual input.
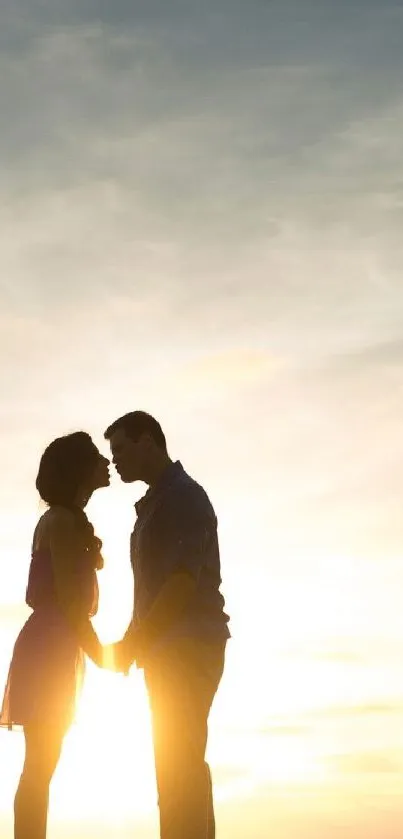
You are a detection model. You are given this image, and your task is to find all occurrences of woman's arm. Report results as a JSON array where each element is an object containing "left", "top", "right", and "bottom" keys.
[{"left": 48, "top": 508, "right": 103, "bottom": 665}]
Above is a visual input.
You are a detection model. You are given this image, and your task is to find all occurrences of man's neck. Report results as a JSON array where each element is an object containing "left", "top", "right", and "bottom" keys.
[{"left": 146, "top": 456, "right": 173, "bottom": 489}]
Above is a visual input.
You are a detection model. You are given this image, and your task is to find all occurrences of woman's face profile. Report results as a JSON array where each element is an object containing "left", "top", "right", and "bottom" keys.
[{"left": 89, "top": 451, "right": 110, "bottom": 491}]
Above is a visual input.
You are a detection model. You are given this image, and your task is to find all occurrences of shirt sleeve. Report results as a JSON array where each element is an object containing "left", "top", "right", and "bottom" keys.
[{"left": 158, "top": 489, "right": 215, "bottom": 583}]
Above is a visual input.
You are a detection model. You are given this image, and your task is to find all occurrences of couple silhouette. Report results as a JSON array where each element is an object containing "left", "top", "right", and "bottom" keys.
[{"left": 1, "top": 410, "right": 230, "bottom": 839}]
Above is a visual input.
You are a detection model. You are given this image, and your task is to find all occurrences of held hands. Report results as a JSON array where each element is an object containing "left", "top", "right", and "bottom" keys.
[
  {"left": 88, "top": 639, "right": 128, "bottom": 673},
  {"left": 84, "top": 628, "right": 138, "bottom": 672},
  {"left": 100, "top": 643, "right": 127, "bottom": 673},
  {"left": 90, "top": 641, "right": 131, "bottom": 673},
  {"left": 111, "top": 639, "right": 136, "bottom": 674},
  {"left": 96, "top": 633, "right": 145, "bottom": 673},
  {"left": 112, "top": 629, "right": 148, "bottom": 672},
  {"left": 90, "top": 623, "right": 148, "bottom": 673}
]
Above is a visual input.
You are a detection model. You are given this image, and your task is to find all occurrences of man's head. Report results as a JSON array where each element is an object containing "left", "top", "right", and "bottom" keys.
[{"left": 104, "top": 411, "right": 169, "bottom": 484}]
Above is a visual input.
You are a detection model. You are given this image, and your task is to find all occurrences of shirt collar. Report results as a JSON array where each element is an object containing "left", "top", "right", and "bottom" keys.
[{"left": 135, "top": 460, "right": 183, "bottom": 515}]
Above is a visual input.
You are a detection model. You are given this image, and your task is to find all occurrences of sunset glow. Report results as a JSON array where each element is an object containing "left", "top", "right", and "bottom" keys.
[{"left": 2, "top": 2, "right": 403, "bottom": 838}]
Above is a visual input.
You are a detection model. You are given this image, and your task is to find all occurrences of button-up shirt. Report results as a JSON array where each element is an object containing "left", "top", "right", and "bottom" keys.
[{"left": 130, "top": 461, "right": 230, "bottom": 644}]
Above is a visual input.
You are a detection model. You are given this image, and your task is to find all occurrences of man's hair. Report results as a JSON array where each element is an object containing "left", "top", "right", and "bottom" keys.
[{"left": 104, "top": 411, "right": 167, "bottom": 452}]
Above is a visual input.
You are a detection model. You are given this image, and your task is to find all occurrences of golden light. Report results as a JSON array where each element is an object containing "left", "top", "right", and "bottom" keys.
[
  {"left": 16, "top": 498, "right": 354, "bottom": 827},
  {"left": 51, "top": 666, "right": 156, "bottom": 822}
]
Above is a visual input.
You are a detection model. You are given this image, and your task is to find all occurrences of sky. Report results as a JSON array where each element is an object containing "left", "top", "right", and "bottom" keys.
[{"left": 1, "top": 0, "right": 403, "bottom": 836}]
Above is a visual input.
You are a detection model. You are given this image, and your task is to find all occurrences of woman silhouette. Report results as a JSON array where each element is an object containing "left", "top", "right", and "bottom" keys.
[{"left": 0, "top": 431, "right": 119, "bottom": 839}]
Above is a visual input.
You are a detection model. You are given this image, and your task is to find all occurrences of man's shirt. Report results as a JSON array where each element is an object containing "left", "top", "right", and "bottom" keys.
[{"left": 130, "top": 461, "right": 230, "bottom": 644}]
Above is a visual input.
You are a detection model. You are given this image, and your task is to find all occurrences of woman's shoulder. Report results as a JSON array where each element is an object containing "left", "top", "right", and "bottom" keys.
[
  {"left": 47, "top": 505, "right": 77, "bottom": 522},
  {"left": 34, "top": 507, "right": 78, "bottom": 547}
]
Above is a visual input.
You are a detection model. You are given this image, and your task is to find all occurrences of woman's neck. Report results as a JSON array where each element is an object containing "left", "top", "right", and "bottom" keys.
[{"left": 73, "top": 490, "right": 92, "bottom": 509}]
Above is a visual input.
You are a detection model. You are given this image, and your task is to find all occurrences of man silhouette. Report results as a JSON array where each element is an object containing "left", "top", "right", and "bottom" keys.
[{"left": 104, "top": 411, "right": 230, "bottom": 839}]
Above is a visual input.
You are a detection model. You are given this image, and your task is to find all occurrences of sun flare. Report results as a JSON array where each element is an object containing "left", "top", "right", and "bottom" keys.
[{"left": 51, "top": 666, "right": 156, "bottom": 821}]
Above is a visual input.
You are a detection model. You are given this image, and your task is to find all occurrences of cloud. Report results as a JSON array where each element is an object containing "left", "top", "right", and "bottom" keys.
[
  {"left": 1, "top": 0, "right": 403, "bottom": 582},
  {"left": 323, "top": 337, "right": 403, "bottom": 371},
  {"left": 314, "top": 702, "right": 403, "bottom": 719},
  {"left": 179, "top": 349, "right": 280, "bottom": 386},
  {"left": 1, "top": 0, "right": 403, "bottom": 349},
  {"left": 330, "top": 749, "right": 403, "bottom": 775},
  {"left": 259, "top": 701, "right": 403, "bottom": 740},
  {"left": 260, "top": 723, "right": 309, "bottom": 737}
]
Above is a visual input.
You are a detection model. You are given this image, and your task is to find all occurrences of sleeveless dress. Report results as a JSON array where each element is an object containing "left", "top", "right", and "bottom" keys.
[{"left": 0, "top": 532, "right": 99, "bottom": 731}]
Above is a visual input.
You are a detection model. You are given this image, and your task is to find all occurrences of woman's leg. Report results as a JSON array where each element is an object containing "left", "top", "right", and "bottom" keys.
[{"left": 14, "top": 722, "right": 65, "bottom": 839}]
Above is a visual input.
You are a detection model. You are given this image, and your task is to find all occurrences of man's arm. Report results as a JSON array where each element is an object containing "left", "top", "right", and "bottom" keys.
[
  {"left": 113, "top": 570, "right": 197, "bottom": 670},
  {"left": 135, "top": 571, "right": 197, "bottom": 653}
]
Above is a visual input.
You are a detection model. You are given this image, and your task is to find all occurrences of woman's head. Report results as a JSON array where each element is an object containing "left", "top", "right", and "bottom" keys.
[{"left": 36, "top": 431, "right": 110, "bottom": 508}]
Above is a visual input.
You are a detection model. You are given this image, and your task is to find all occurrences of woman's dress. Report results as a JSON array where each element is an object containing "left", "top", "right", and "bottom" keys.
[{"left": 0, "top": 530, "right": 99, "bottom": 730}]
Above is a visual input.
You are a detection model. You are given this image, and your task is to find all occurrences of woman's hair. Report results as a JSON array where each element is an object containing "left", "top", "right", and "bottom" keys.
[
  {"left": 36, "top": 431, "right": 100, "bottom": 508},
  {"left": 72, "top": 507, "right": 104, "bottom": 570}
]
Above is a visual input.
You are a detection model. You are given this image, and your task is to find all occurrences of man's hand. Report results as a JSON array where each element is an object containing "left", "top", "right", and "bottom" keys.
[{"left": 110, "top": 636, "right": 140, "bottom": 674}]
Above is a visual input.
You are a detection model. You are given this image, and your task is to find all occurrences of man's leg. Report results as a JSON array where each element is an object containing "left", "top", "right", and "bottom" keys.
[
  {"left": 144, "top": 639, "right": 225, "bottom": 839},
  {"left": 206, "top": 763, "right": 215, "bottom": 839}
]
